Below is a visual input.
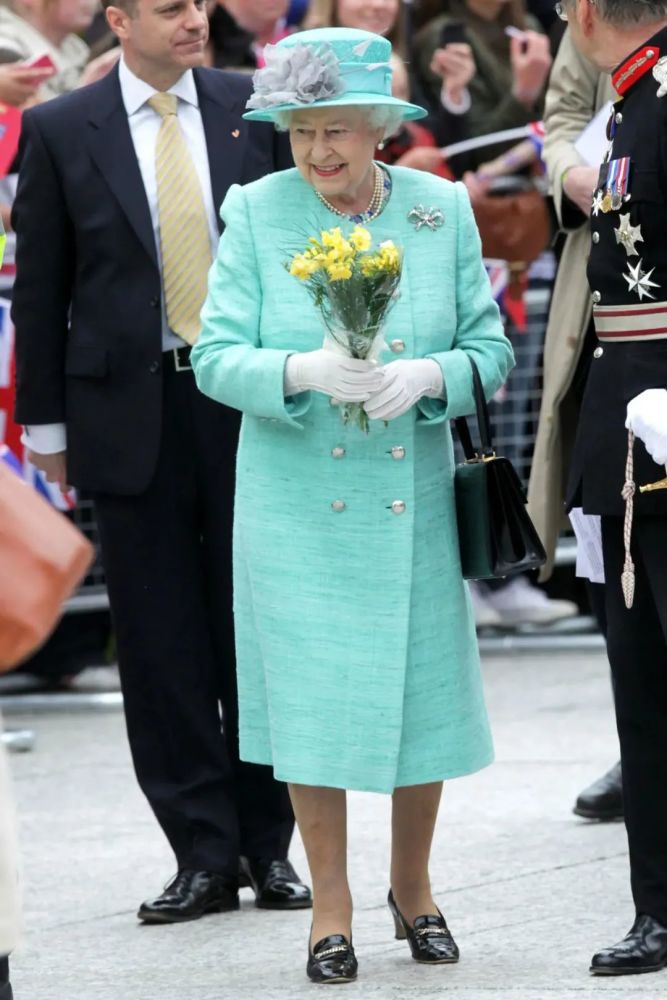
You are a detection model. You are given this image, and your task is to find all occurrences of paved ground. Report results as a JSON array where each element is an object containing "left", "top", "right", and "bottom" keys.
[{"left": 3, "top": 649, "right": 658, "bottom": 1000}]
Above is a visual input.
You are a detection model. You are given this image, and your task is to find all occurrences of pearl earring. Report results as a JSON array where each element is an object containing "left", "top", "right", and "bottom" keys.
[{"left": 377, "top": 140, "right": 386, "bottom": 150}]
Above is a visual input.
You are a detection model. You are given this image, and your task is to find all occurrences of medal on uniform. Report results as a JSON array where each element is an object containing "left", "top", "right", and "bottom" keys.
[
  {"left": 623, "top": 258, "right": 660, "bottom": 301},
  {"left": 601, "top": 157, "right": 630, "bottom": 212},
  {"left": 614, "top": 213, "right": 643, "bottom": 256},
  {"left": 592, "top": 190, "right": 604, "bottom": 217},
  {"left": 654, "top": 55, "right": 667, "bottom": 97}
]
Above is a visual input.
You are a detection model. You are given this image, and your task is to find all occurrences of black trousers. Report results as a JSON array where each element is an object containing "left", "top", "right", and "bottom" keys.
[
  {"left": 602, "top": 516, "right": 667, "bottom": 924},
  {"left": 0, "top": 957, "right": 11, "bottom": 1000},
  {"left": 92, "top": 362, "right": 294, "bottom": 876}
]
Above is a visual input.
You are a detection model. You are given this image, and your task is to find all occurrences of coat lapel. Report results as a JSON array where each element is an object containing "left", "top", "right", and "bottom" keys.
[
  {"left": 87, "top": 68, "right": 158, "bottom": 267},
  {"left": 195, "top": 69, "right": 248, "bottom": 232}
]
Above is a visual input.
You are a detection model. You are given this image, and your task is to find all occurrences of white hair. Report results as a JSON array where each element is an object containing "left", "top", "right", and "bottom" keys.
[{"left": 273, "top": 104, "right": 404, "bottom": 140}]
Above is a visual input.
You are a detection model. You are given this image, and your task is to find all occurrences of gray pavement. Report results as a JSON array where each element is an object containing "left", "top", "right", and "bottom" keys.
[{"left": 4, "top": 649, "right": 657, "bottom": 1000}]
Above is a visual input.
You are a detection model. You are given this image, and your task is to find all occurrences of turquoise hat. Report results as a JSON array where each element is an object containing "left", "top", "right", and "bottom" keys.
[{"left": 243, "top": 27, "right": 427, "bottom": 123}]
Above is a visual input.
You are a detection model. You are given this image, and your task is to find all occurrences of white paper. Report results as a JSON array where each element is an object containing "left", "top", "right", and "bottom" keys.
[
  {"left": 574, "top": 102, "right": 613, "bottom": 167},
  {"left": 569, "top": 507, "right": 605, "bottom": 584}
]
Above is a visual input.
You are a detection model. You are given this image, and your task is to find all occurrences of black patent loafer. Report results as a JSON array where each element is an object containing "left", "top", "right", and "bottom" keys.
[
  {"left": 137, "top": 869, "right": 239, "bottom": 924},
  {"left": 240, "top": 856, "right": 312, "bottom": 910},
  {"left": 307, "top": 934, "right": 357, "bottom": 984},
  {"left": 591, "top": 914, "right": 667, "bottom": 975},
  {"left": 388, "top": 890, "right": 459, "bottom": 964},
  {"left": 573, "top": 761, "right": 623, "bottom": 821}
]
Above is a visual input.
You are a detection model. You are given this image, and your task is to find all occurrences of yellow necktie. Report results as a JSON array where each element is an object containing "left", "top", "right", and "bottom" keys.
[{"left": 148, "top": 92, "right": 212, "bottom": 346}]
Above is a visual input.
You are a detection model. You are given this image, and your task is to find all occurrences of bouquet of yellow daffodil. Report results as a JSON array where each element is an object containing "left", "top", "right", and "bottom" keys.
[{"left": 286, "top": 224, "right": 402, "bottom": 432}]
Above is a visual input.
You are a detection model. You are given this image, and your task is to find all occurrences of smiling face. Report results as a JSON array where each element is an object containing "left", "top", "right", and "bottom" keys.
[
  {"left": 335, "top": 0, "right": 398, "bottom": 37},
  {"left": 288, "top": 105, "right": 384, "bottom": 206},
  {"left": 106, "top": 0, "right": 209, "bottom": 84}
]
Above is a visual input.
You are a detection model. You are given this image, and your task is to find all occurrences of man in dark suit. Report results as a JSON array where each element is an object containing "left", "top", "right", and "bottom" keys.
[
  {"left": 565, "top": 0, "right": 667, "bottom": 976},
  {"left": 12, "top": 0, "right": 311, "bottom": 923}
]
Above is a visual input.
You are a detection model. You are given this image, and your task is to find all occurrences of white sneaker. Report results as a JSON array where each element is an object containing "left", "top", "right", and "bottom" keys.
[
  {"left": 484, "top": 576, "right": 579, "bottom": 627},
  {"left": 469, "top": 581, "right": 502, "bottom": 628}
]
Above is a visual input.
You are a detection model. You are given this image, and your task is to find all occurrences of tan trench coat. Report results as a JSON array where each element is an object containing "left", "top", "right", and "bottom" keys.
[
  {"left": 527, "top": 31, "right": 615, "bottom": 579},
  {"left": 0, "top": 720, "right": 19, "bottom": 955}
]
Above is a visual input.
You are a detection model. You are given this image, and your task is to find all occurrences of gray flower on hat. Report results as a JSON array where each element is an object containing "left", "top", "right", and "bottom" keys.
[{"left": 246, "top": 42, "right": 344, "bottom": 110}]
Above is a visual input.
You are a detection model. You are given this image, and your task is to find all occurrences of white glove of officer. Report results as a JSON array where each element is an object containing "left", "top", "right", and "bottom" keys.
[
  {"left": 363, "top": 359, "right": 444, "bottom": 421},
  {"left": 284, "top": 349, "right": 385, "bottom": 403},
  {"left": 626, "top": 388, "right": 667, "bottom": 465}
]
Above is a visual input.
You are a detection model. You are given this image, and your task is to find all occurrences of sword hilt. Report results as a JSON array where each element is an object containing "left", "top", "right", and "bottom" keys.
[{"left": 639, "top": 464, "right": 667, "bottom": 494}]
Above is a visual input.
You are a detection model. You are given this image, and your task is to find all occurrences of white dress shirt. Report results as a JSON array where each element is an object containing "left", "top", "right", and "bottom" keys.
[{"left": 24, "top": 57, "right": 220, "bottom": 455}]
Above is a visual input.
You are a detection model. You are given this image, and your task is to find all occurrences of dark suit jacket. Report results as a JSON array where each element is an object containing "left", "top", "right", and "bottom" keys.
[{"left": 12, "top": 65, "right": 291, "bottom": 494}]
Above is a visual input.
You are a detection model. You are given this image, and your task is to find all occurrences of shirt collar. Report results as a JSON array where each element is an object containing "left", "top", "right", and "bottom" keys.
[
  {"left": 118, "top": 56, "right": 199, "bottom": 116},
  {"left": 611, "top": 25, "right": 667, "bottom": 95}
]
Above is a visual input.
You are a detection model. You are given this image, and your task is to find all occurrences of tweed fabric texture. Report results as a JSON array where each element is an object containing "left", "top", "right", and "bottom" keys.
[{"left": 192, "top": 166, "right": 514, "bottom": 793}]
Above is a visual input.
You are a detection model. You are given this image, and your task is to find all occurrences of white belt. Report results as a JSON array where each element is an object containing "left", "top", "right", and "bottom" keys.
[{"left": 594, "top": 300, "right": 667, "bottom": 342}]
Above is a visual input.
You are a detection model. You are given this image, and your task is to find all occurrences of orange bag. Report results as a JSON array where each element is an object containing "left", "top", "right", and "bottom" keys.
[{"left": 0, "top": 463, "right": 93, "bottom": 672}]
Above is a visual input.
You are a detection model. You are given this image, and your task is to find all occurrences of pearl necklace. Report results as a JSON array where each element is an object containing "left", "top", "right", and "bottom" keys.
[{"left": 315, "top": 164, "right": 386, "bottom": 224}]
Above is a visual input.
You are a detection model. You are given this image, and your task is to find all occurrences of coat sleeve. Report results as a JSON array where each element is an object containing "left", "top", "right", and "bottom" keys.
[
  {"left": 419, "top": 182, "right": 514, "bottom": 423},
  {"left": 542, "top": 30, "right": 601, "bottom": 232},
  {"left": 192, "top": 183, "right": 311, "bottom": 426},
  {"left": 12, "top": 109, "right": 74, "bottom": 425}
]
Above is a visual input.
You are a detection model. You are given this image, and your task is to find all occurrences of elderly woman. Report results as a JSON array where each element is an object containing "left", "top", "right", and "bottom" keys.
[{"left": 192, "top": 26, "right": 513, "bottom": 985}]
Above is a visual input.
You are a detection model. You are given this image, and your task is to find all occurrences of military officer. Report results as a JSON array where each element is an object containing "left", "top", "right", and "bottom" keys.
[{"left": 564, "top": 0, "right": 667, "bottom": 977}]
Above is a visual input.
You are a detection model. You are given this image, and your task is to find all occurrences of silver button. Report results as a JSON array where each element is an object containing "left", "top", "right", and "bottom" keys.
[
  {"left": 592, "top": 232, "right": 600, "bottom": 244},
  {"left": 648, "top": 49, "right": 655, "bottom": 57},
  {"left": 331, "top": 446, "right": 345, "bottom": 459},
  {"left": 391, "top": 500, "right": 406, "bottom": 515},
  {"left": 391, "top": 446, "right": 406, "bottom": 460},
  {"left": 592, "top": 291, "right": 601, "bottom": 304},
  {"left": 331, "top": 499, "right": 346, "bottom": 512},
  {"left": 593, "top": 347, "right": 604, "bottom": 359},
  {"left": 389, "top": 339, "right": 406, "bottom": 354},
  {"left": 615, "top": 112, "right": 623, "bottom": 125}
]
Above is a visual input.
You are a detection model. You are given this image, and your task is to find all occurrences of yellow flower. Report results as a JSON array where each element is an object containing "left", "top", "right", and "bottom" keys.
[
  {"left": 360, "top": 253, "right": 382, "bottom": 276},
  {"left": 326, "top": 261, "right": 353, "bottom": 281},
  {"left": 290, "top": 254, "right": 320, "bottom": 280},
  {"left": 379, "top": 240, "right": 400, "bottom": 272},
  {"left": 349, "top": 226, "right": 372, "bottom": 252}
]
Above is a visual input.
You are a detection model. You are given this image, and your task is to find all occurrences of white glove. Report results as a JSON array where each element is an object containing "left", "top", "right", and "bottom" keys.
[
  {"left": 363, "top": 359, "right": 444, "bottom": 421},
  {"left": 626, "top": 388, "right": 667, "bottom": 465},
  {"left": 284, "top": 349, "right": 385, "bottom": 403}
]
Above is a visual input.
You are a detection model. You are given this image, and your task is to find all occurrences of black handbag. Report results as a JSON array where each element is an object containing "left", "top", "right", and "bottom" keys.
[{"left": 453, "top": 358, "right": 546, "bottom": 581}]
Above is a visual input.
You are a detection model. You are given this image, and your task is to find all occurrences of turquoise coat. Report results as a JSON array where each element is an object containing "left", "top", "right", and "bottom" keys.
[{"left": 192, "top": 166, "right": 514, "bottom": 793}]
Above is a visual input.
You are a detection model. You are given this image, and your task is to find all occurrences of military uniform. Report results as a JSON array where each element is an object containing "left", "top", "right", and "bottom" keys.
[{"left": 568, "top": 25, "right": 667, "bottom": 927}]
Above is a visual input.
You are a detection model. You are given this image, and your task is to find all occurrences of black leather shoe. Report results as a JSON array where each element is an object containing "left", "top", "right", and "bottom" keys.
[
  {"left": 591, "top": 914, "right": 667, "bottom": 975},
  {"left": 239, "top": 856, "right": 312, "bottom": 910},
  {"left": 307, "top": 934, "right": 358, "bottom": 984},
  {"left": 388, "top": 890, "right": 459, "bottom": 964},
  {"left": 573, "top": 761, "right": 623, "bottom": 821},
  {"left": 137, "top": 870, "right": 239, "bottom": 924},
  {"left": 0, "top": 956, "right": 13, "bottom": 1000}
]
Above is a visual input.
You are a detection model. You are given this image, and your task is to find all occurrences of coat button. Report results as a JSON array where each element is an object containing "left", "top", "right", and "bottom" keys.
[
  {"left": 329, "top": 397, "right": 339, "bottom": 407},
  {"left": 331, "top": 446, "right": 345, "bottom": 458},
  {"left": 389, "top": 339, "right": 406, "bottom": 354},
  {"left": 150, "top": 295, "right": 160, "bottom": 308},
  {"left": 391, "top": 446, "right": 406, "bottom": 460},
  {"left": 331, "top": 499, "right": 346, "bottom": 512},
  {"left": 391, "top": 500, "right": 406, "bottom": 515},
  {"left": 615, "top": 112, "right": 623, "bottom": 125},
  {"left": 592, "top": 232, "right": 600, "bottom": 244},
  {"left": 149, "top": 360, "right": 161, "bottom": 374},
  {"left": 593, "top": 346, "right": 604, "bottom": 359},
  {"left": 592, "top": 291, "right": 601, "bottom": 304}
]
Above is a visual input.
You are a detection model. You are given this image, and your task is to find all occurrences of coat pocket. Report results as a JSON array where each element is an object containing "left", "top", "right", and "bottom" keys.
[{"left": 65, "top": 344, "right": 109, "bottom": 378}]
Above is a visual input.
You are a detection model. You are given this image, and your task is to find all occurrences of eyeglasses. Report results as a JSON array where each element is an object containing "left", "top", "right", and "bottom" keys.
[{"left": 555, "top": 1, "right": 568, "bottom": 19}]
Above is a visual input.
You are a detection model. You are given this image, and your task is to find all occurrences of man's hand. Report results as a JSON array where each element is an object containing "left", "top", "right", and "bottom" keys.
[
  {"left": 510, "top": 32, "right": 552, "bottom": 107},
  {"left": 27, "top": 449, "right": 71, "bottom": 491},
  {"left": 626, "top": 389, "right": 667, "bottom": 465},
  {"left": 430, "top": 43, "right": 475, "bottom": 105},
  {"left": 563, "top": 165, "right": 599, "bottom": 216},
  {"left": 76, "top": 48, "right": 120, "bottom": 89}
]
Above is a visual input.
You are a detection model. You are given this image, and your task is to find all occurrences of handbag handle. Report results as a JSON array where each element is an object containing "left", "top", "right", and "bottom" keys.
[{"left": 454, "top": 356, "right": 495, "bottom": 461}]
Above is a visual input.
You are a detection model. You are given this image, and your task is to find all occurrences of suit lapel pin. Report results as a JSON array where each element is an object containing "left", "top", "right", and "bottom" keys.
[
  {"left": 407, "top": 205, "right": 444, "bottom": 231},
  {"left": 231, "top": 129, "right": 240, "bottom": 138}
]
